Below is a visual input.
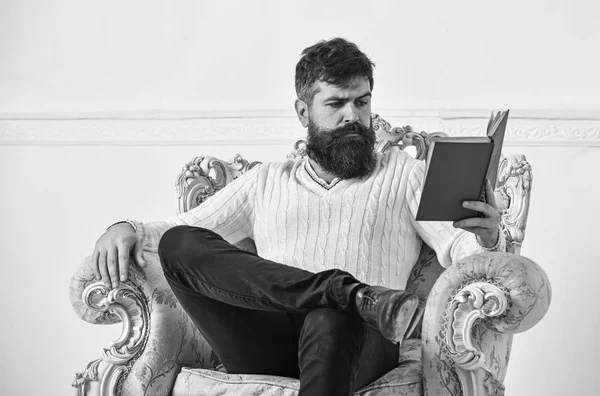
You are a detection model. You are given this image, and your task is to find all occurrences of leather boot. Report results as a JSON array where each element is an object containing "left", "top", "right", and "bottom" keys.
[{"left": 354, "top": 286, "right": 423, "bottom": 342}]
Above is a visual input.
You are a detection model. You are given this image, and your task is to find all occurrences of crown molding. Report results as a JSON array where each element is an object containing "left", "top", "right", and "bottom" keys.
[{"left": 1, "top": 109, "right": 599, "bottom": 146}]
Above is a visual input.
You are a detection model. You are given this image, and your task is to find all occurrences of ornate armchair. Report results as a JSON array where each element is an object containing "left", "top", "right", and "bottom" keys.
[{"left": 70, "top": 114, "right": 551, "bottom": 396}]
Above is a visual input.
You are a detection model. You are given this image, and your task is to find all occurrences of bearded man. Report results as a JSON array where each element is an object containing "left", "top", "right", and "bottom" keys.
[{"left": 91, "top": 38, "right": 504, "bottom": 396}]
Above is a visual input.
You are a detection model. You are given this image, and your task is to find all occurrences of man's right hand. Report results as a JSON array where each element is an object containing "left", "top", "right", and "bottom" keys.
[{"left": 92, "top": 223, "right": 146, "bottom": 289}]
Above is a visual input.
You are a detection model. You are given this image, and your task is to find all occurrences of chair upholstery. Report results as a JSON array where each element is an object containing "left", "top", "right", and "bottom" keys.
[
  {"left": 171, "top": 339, "right": 424, "bottom": 396},
  {"left": 70, "top": 114, "right": 551, "bottom": 396}
]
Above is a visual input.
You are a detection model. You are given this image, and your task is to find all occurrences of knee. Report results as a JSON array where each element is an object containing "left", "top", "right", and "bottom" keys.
[
  {"left": 300, "top": 309, "right": 361, "bottom": 349},
  {"left": 158, "top": 226, "right": 215, "bottom": 270},
  {"left": 304, "top": 308, "right": 349, "bottom": 333}
]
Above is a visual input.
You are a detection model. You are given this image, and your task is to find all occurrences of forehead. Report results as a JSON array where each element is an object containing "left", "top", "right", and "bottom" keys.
[{"left": 312, "top": 76, "right": 371, "bottom": 101}]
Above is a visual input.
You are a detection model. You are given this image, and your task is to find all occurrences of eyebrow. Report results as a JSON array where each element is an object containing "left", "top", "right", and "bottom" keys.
[{"left": 324, "top": 92, "right": 372, "bottom": 102}]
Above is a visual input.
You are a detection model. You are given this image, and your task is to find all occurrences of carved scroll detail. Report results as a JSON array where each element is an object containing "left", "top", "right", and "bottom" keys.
[
  {"left": 72, "top": 282, "right": 150, "bottom": 396},
  {"left": 287, "top": 139, "right": 307, "bottom": 161},
  {"left": 373, "top": 114, "right": 448, "bottom": 160},
  {"left": 496, "top": 154, "right": 532, "bottom": 254},
  {"left": 176, "top": 154, "right": 260, "bottom": 214},
  {"left": 445, "top": 281, "right": 511, "bottom": 396}
]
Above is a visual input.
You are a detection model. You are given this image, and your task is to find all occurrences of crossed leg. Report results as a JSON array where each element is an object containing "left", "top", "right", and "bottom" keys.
[{"left": 158, "top": 225, "right": 398, "bottom": 396}]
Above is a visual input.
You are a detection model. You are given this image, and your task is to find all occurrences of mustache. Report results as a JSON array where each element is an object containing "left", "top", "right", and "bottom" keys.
[{"left": 319, "top": 122, "right": 374, "bottom": 142}]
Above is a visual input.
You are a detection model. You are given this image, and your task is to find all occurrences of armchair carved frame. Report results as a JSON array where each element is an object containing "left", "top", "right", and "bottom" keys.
[{"left": 70, "top": 114, "right": 551, "bottom": 396}]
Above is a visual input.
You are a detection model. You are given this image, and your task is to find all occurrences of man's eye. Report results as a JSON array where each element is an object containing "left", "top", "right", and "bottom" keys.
[
  {"left": 327, "top": 102, "right": 343, "bottom": 108},
  {"left": 357, "top": 100, "right": 369, "bottom": 107}
]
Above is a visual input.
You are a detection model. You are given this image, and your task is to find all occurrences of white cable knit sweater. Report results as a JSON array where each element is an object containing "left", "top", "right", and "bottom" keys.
[{"left": 135, "top": 148, "right": 501, "bottom": 290}]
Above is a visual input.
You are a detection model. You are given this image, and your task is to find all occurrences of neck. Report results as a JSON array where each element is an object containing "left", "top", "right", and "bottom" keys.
[{"left": 307, "top": 157, "right": 338, "bottom": 183}]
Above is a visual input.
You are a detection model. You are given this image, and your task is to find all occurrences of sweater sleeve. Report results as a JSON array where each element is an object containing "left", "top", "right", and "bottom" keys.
[
  {"left": 404, "top": 159, "right": 505, "bottom": 268},
  {"left": 131, "top": 164, "right": 262, "bottom": 250}
]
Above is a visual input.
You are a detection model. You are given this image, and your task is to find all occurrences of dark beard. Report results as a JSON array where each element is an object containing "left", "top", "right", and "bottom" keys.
[{"left": 305, "top": 118, "right": 377, "bottom": 180}]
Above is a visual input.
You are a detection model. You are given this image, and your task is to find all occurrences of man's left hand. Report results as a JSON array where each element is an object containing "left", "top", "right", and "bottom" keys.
[{"left": 453, "top": 179, "right": 501, "bottom": 248}]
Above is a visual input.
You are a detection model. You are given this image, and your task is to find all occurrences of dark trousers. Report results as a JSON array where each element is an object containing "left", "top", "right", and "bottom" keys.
[{"left": 158, "top": 225, "right": 399, "bottom": 396}]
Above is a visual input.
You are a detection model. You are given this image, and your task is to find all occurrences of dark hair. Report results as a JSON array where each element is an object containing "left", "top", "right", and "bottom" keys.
[{"left": 295, "top": 38, "right": 375, "bottom": 105}]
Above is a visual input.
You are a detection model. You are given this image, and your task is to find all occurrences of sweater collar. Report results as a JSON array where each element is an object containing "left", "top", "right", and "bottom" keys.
[{"left": 303, "top": 160, "right": 342, "bottom": 190}]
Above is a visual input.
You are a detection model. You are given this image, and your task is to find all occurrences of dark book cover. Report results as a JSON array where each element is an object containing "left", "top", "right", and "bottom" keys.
[
  {"left": 415, "top": 140, "right": 494, "bottom": 221},
  {"left": 415, "top": 110, "right": 509, "bottom": 222}
]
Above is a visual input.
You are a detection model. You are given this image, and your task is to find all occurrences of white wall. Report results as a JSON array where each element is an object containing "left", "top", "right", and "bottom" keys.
[
  {"left": 1, "top": 1, "right": 599, "bottom": 395},
  {"left": 2, "top": 0, "right": 600, "bottom": 113}
]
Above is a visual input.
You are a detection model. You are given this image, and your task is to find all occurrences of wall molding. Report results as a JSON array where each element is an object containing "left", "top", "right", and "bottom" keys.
[{"left": 1, "top": 109, "right": 600, "bottom": 146}]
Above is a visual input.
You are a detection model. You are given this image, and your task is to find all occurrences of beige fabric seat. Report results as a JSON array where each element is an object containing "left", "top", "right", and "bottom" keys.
[
  {"left": 70, "top": 114, "right": 551, "bottom": 396},
  {"left": 172, "top": 339, "right": 422, "bottom": 396}
]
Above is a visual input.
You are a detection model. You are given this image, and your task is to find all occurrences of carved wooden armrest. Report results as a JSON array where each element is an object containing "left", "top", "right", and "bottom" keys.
[
  {"left": 421, "top": 252, "right": 552, "bottom": 396},
  {"left": 70, "top": 153, "right": 260, "bottom": 395},
  {"left": 70, "top": 251, "right": 219, "bottom": 395},
  {"left": 71, "top": 281, "right": 149, "bottom": 395}
]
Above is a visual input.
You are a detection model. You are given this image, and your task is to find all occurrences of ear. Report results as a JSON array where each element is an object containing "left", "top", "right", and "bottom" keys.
[{"left": 294, "top": 99, "right": 309, "bottom": 128}]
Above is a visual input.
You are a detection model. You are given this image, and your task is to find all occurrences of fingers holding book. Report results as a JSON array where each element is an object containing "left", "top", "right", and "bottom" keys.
[{"left": 452, "top": 179, "right": 501, "bottom": 248}]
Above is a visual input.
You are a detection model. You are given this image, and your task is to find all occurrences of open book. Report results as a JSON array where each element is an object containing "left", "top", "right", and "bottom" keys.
[{"left": 415, "top": 110, "right": 509, "bottom": 221}]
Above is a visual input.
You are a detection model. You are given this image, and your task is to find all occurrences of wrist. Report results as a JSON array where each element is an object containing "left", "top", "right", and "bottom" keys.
[
  {"left": 477, "top": 234, "right": 497, "bottom": 249},
  {"left": 477, "top": 224, "right": 504, "bottom": 251},
  {"left": 107, "top": 220, "right": 138, "bottom": 233}
]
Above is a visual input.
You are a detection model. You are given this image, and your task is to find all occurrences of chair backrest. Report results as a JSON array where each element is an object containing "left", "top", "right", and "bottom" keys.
[{"left": 175, "top": 113, "right": 533, "bottom": 304}]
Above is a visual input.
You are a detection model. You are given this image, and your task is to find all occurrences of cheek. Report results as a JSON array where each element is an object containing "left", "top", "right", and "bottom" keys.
[
  {"left": 359, "top": 111, "right": 371, "bottom": 127},
  {"left": 314, "top": 110, "right": 344, "bottom": 129}
]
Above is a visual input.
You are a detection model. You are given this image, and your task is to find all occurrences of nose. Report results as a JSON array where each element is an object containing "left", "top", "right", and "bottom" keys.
[{"left": 343, "top": 103, "right": 359, "bottom": 123}]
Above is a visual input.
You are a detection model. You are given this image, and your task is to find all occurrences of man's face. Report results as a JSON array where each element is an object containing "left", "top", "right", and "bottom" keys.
[
  {"left": 308, "top": 76, "right": 372, "bottom": 130},
  {"left": 304, "top": 76, "right": 377, "bottom": 180}
]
